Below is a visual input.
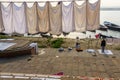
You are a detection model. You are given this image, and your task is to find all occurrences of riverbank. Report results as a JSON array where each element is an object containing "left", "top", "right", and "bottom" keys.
[
  {"left": 0, "top": 48, "right": 120, "bottom": 79},
  {"left": 0, "top": 37, "right": 120, "bottom": 79}
]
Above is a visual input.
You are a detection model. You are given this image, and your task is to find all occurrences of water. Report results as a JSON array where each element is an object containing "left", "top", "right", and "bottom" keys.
[
  {"left": 99, "top": 10, "right": 120, "bottom": 38},
  {"left": 100, "top": 10, "right": 120, "bottom": 25}
]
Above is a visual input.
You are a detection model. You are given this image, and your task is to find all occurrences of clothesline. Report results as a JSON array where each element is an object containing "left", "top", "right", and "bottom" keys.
[
  {"left": 0, "top": 0, "right": 87, "bottom": 3},
  {"left": 0, "top": 0, "right": 100, "bottom": 35}
]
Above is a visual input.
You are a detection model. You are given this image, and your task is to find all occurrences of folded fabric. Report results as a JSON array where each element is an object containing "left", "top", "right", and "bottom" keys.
[
  {"left": 87, "top": 49, "right": 95, "bottom": 53},
  {"left": 29, "top": 43, "right": 38, "bottom": 53},
  {"left": 68, "top": 47, "right": 72, "bottom": 51},
  {"left": 98, "top": 49, "right": 113, "bottom": 55},
  {"left": 58, "top": 47, "right": 64, "bottom": 52},
  {"left": 53, "top": 72, "right": 64, "bottom": 76}
]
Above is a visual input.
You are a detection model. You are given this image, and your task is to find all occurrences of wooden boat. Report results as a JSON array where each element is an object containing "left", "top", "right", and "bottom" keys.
[
  {"left": 0, "top": 47, "right": 35, "bottom": 58},
  {"left": 104, "top": 21, "right": 120, "bottom": 32},
  {"left": 0, "top": 39, "right": 36, "bottom": 58},
  {"left": 98, "top": 25, "right": 108, "bottom": 31}
]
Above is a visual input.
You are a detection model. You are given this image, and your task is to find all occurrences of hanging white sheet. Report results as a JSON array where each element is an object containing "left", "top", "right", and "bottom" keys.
[
  {"left": 1, "top": 3, "right": 13, "bottom": 34},
  {"left": 13, "top": 3, "right": 27, "bottom": 34},
  {"left": 87, "top": 0, "right": 100, "bottom": 31},
  {"left": 62, "top": 2, "right": 74, "bottom": 33},
  {"left": 26, "top": 3, "right": 38, "bottom": 34},
  {"left": 0, "top": 3, "right": 4, "bottom": 32},
  {"left": 37, "top": 2, "right": 49, "bottom": 33},
  {"left": 74, "top": 1, "right": 86, "bottom": 32},
  {"left": 49, "top": 2, "right": 62, "bottom": 35}
]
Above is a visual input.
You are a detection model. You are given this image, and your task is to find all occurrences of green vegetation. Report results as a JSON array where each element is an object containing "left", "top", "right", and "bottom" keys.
[
  {"left": 114, "top": 47, "right": 120, "bottom": 50},
  {"left": 51, "top": 38, "right": 64, "bottom": 48},
  {"left": 31, "top": 38, "right": 64, "bottom": 48},
  {"left": 1, "top": 35, "right": 120, "bottom": 50},
  {"left": 0, "top": 35, "right": 10, "bottom": 39},
  {"left": 113, "top": 45, "right": 120, "bottom": 50}
]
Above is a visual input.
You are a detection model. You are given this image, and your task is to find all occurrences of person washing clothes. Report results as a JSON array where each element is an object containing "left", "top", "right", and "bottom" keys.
[{"left": 75, "top": 37, "right": 82, "bottom": 52}]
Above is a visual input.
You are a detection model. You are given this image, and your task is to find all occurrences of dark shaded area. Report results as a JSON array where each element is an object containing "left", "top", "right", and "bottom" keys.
[{"left": 98, "top": 25, "right": 108, "bottom": 31}]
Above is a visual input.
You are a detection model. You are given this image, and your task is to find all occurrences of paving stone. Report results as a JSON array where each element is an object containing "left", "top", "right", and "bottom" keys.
[{"left": 0, "top": 48, "right": 120, "bottom": 79}]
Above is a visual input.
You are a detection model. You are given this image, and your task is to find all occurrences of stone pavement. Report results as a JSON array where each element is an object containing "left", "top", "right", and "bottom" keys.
[{"left": 0, "top": 48, "right": 120, "bottom": 79}]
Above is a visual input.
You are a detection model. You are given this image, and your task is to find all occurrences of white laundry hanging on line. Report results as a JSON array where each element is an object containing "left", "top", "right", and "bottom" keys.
[
  {"left": 26, "top": 2, "right": 38, "bottom": 34},
  {"left": 49, "top": 2, "right": 62, "bottom": 35},
  {"left": 62, "top": 2, "right": 74, "bottom": 33},
  {"left": 86, "top": 0, "right": 100, "bottom": 31},
  {"left": 74, "top": 1, "right": 86, "bottom": 32},
  {"left": 37, "top": 2, "right": 49, "bottom": 33},
  {"left": 0, "top": 3, "right": 4, "bottom": 32},
  {"left": 13, "top": 3, "right": 27, "bottom": 34},
  {"left": 1, "top": 3, "right": 13, "bottom": 34}
]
